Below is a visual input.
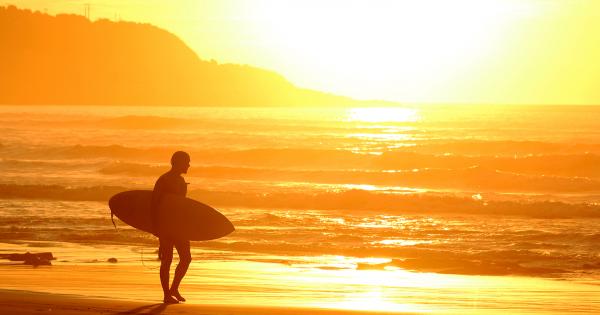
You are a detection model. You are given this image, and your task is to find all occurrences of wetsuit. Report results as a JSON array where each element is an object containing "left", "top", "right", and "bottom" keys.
[{"left": 151, "top": 170, "right": 191, "bottom": 261}]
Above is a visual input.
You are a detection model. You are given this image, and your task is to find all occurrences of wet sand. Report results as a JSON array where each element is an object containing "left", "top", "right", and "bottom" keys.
[
  {"left": 0, "top": 289, "right": 409, "bottom": 315},
  {"left": 2, "top": 261, "right": 600, "bottom": 314}
]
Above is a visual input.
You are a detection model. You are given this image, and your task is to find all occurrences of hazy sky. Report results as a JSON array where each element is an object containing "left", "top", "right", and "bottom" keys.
[{"left": 7, "top": 0, "right": 600, "bottom": 104}]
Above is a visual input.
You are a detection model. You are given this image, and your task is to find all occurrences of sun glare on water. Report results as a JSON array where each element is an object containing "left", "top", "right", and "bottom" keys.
[
  {"left": 306, "top": 265, "right": 477, "bottom": 313},
  {"left": 346, "top": 107, "right": 420, "bottom": 123}
]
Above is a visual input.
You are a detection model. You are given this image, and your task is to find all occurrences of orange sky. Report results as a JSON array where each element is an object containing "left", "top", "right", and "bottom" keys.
[{"left": 8, "top": 0, "right": 600, "bottom": 105}]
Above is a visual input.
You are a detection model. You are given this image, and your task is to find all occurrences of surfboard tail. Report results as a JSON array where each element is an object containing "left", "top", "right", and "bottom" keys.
[
  {"left": 110, "top": 211, "right": 117, "bottom": 229},
  {"left": 108, "top": 195, "right": 118, "bottom": 229}
]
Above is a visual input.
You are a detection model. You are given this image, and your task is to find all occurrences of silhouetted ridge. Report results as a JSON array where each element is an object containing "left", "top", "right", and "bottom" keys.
[{"left": 0, "top": 5, "right": 358, "bottom": 106}]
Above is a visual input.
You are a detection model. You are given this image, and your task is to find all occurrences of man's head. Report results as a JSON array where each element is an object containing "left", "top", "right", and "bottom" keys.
[{"left": 170, "top": 151, "right": 190, "bottom": 174}]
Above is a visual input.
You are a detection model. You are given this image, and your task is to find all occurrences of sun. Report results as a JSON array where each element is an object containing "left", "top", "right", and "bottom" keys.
[{"left": 242, "top": 0, "right": 539, "bottom": 102}]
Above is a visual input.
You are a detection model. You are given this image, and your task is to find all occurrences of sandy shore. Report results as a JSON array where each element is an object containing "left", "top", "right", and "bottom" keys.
[
  {"left": 0, "top": 289, "right": 410, "bottom": 315},
  {"left": 2, "top": 247, "right": 599, "bottom": 314}
]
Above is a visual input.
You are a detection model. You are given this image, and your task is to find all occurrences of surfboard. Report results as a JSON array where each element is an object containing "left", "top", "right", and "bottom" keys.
[{"left": 108, "top": 190, "right": 234, "bottom": 241}]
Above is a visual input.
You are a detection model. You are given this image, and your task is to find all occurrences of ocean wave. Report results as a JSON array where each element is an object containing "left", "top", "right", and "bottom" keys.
[
  {"left": 0, "top": 144, "right": 378, "bottom": 168},
  {"left": 0, "top": 144, "right": 173, "bottom": 161},
  {"left": 97, "top": 115, "right": 197, "bottom": 129},
  {"left": 0, "top": 114, "right": 381, "bottom": 134},
  {"left": 404, "top": 140, "right": 600, "bottom": 155},
  {"left": 1, "top": 197, "right": 598, "bottom": 278},
  {"left": 377, "top": 152, "right": 600, "bottom": 178},
  {"left": 0, "top": 224, "right": 582, "bottom": 276},
  {"left": 0, "top": 227, "right": 155, "bottom": 246},
  {"left": 4, "top": 143, "right": 600, "bottom": 176},
  {"left": 0, "top": 158, "right": 107, "bottom": 170},
  {"left": 0, "top": 184, "right": 124, "bottom": 201},
  {"left": 1, "top": 183, "right": 599, "bottom": 218},
  {"left": 197, "top": 240, "right": 581, "bottom": 276},
  {"left": 0, "top": 114, "right": 198, "bottom": 130},
  {"left": 94, "top": 115, "right": 362, "bottom": 133},
  {"left": 98, "top": 162, "right": 600, "bottom": 193}
]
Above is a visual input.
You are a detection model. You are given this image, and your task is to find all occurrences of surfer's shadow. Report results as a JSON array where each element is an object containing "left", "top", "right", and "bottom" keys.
[{"left": 115, "top": 303, "right": 169, "bottom": 315}]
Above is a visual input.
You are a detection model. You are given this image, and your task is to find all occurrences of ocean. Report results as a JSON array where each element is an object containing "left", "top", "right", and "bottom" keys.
[{"left": 0, "top": 105, "right": 599, "bottom": 313}]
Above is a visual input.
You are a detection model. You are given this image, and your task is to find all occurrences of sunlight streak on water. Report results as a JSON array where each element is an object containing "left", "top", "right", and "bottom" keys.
[
  {"left": 347, "top": 132, "right": 417, "bottom": 142},
  {"left": 376, "top": 239, "right": 435, "bottom": 246},
  {"left": 345, "top": 107, "right": 421, "bottom": 123}
]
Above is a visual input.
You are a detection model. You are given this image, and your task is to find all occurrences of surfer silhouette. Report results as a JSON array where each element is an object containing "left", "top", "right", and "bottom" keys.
[{"left": 151, "top": 151, "right": 191, "bottom": 304}]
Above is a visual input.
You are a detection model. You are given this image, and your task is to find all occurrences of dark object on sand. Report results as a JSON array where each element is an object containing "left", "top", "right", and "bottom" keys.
[
  {"left": 108, "top": 190, "right": 235, "bottom": 241},
  {"left": 0, "top": 252, "right": 55, "bottom": 266},
  {"left": 107, "top": 257, "right": 118, "bottom": 263}
]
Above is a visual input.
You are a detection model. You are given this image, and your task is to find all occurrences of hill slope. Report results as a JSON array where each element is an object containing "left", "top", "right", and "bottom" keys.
[{"left": 0, "top": 5, "right": 358, "bottom": 106}]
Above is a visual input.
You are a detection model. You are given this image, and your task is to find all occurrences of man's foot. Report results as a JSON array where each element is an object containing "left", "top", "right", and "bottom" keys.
[
  {"left": 170, "top": 290, "right": 186, "bottom": 302},
  {"left": 163, "top": 295, "right": 179, "bottom": 304}
]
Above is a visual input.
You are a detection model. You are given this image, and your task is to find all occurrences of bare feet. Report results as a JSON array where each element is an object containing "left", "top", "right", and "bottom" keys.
[
  {"left": 163, "top": 295, "right": 179, "bottom": 304},
  {"left": 170, "top": 290, "right": 186, "bottom": 302}
]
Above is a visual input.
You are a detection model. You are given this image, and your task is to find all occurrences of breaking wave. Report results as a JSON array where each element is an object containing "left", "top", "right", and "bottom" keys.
[
  {"left": 1, "top": 183, "right": 598, "bottom": 218},
  {"left": 2, "top": 142, "right": 600, "bottom": 169},
  {"left": 98, "top": 162, "right": 600, "bottom": 193}
]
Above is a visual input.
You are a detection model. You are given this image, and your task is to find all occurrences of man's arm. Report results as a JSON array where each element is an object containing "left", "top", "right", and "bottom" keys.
[{"left": 150, "top": 178, "right": 163, "bottom": 236}]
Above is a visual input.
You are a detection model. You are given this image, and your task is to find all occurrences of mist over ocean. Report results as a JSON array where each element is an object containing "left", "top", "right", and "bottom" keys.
[{"left": 1, "top": 105, "right": 599, "bottom": 313}]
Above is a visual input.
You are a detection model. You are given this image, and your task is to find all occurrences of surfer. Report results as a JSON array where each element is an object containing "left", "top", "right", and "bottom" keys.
[{"left": 151, "top": 151, "right": 191, "bottom": 304}]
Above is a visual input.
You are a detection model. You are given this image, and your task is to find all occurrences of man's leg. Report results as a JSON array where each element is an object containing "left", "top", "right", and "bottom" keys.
[
  {"left": 159, "top": 238, "right": 178, "bottom": 303},
  {"left": 170, "top": 240, "right": 191, "bottom": 302}
]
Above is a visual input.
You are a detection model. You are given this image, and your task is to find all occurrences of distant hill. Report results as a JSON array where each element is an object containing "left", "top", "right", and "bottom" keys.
[{"left": 0, "top": 5, "right": 363, "bottom": 106}]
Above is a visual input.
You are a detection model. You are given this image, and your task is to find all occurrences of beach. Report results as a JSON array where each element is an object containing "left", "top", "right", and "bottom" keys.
[
  {"left": 0, "top": 289, "right": 412, "bottom": 315},
  {"left": 1, "top": 105, "right": 600, "bottom": 314},
  {"left": 1, "top": 262, "right": 599, "bottom": 314}
]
